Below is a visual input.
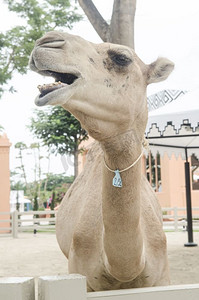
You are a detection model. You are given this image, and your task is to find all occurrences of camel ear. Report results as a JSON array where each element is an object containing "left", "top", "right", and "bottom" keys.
[{"left": 146, "top": 57, "right": 174, "bottom": 85}]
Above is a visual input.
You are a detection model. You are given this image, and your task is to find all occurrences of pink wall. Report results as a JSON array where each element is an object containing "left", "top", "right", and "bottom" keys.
[
  {"left": 0, "top": 134, "right": 11, "bottom": 232},
  {"left": 78, "top": 137, "right": 94, "bottom": 174},
  {"left": 156, "top": 153, "right": 199, "bottom": 215}
]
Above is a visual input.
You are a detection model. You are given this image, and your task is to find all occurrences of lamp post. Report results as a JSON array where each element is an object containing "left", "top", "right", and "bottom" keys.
[{"left": 184, "top": 148, "right": 197, "bottom": 247}]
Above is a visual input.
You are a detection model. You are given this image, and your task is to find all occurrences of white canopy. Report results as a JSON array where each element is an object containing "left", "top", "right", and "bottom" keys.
[{"left": 146, "top": 88, "right": 199, "bottom": 159}]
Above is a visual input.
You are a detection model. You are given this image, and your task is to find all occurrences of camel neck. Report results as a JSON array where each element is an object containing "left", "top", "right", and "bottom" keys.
[
  {"left": 100, "top": 131, "right": 145, "bottom": 280},
  {"left": 100, "top": 131, "right": 142, "bottom": 172}
]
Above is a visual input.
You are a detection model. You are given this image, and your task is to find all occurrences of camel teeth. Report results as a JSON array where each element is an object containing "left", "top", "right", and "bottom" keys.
[{"left": 37, "top": 81, "right": 63, "bottom": 92}]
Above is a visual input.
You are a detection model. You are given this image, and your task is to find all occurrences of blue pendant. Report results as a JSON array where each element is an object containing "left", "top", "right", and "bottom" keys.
[{"left": 113, "top": 170, "right": 122, "bottom": 188}]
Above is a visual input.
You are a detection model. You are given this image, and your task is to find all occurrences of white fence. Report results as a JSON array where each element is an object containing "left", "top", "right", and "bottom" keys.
[
  {"left": 162, "top": 207, "right": 199, "bottom": 231},
  {"left": 0, "top": 275, "right": 199, "bottom": 300},
  {"left": 12, "top": 210, "right": 56, "bottom": 238},
  {"left": 0, "top": 207, "right": 199, "bottom": 238},
  {"left": 0, "top": 210, "right": 56, "bottom": 238}
]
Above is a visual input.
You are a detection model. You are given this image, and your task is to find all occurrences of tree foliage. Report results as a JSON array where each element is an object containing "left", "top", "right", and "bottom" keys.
[
  {"left": 0, "top": 0, "right": 82, "bottom": 97},
  {"left": 29, "top": 106, "right": 88, "bottom": 177},
  {"left": 40, "top": 173, "right": 74, "bottom": 191},
  {"left": 30, "top": 106, "right": 88, "bottom": 155}
]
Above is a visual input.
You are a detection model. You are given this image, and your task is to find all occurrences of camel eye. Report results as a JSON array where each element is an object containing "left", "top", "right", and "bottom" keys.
[{"left": 108, "top": 50, "right": 132, "bottom": 66}]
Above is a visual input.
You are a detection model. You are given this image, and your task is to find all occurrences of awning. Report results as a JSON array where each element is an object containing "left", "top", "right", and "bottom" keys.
[{"left": 146, "top": 88, "right": 199, "bottom": 159}]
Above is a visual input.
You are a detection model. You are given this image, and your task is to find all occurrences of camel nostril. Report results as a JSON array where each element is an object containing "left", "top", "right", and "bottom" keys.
[
  {"left": 36, "top": 32, "right": 66, "bottom": 48},
  {"left": 37, "top": 39, "right": 66, "bottom": 48}
]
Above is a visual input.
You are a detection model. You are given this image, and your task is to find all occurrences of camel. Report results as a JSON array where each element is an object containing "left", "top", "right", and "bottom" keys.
[{"left": 29, "top": 31, "right": 174, "bottom": 291}]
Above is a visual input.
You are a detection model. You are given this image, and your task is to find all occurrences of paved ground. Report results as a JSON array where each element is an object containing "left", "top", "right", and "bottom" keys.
[
  {"left": 0, "top": 231, "right": 199, "bottom": 286},
  {"left": 166, "top": 231, "right": 199, "bottom": 285}
]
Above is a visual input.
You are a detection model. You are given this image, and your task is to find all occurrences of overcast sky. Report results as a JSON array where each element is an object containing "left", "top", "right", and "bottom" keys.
[{"left": 1, "top": 0, "right": 199, "bottom": 179}]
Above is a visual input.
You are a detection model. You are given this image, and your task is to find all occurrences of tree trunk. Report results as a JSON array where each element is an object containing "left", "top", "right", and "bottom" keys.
[
  {"left": 78, "top": 0, "right": 110, "bottom": 41},
  {"left": 43, "top": 153, "right": 51, "bottom": 196},
  {"left": 18, "top": 148, "right": 28, "bottom": 191},
  {"left": 78, "top": 0, "right": 136, "bottom": 48},
  {"left": 110, "top": 0, "right": 136, "bottom": 48}
]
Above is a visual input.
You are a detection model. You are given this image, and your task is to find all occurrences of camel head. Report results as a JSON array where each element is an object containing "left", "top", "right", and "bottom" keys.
[{"left": 29, "top": 31, "right": 174, "bottom": 141}]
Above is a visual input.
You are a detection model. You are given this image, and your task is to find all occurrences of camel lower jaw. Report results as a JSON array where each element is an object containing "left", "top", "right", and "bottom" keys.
[
  {"left": 35, "top": 83, "right": 75, "bottom": 106},
  {"left": 33, "top": 67, "right": 82, "bottom": 106},
  {"left": 35, "top": 78, "right": 82, "bottom": 106}
]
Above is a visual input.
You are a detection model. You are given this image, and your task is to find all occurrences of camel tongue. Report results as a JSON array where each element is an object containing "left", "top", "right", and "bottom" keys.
[{"left": 37, "top": 81, "right": 66, "bottom": 97}]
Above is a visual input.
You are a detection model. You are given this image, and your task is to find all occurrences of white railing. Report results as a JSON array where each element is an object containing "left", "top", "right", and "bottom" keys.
[
  {"left": 1, "top": 207, "right": 199, "bottom": 238},
  {"left": 0, "top": 275, "right": 199, "bottom": 300},
  {"left": 12, "top": 210, "right": 57, "bottom": 238},
  {"left": 162, "top": 207, "right": 199, "bottom": 231},
  {"left": 0, "top": 210, "right": 56, "bottom": 238}
]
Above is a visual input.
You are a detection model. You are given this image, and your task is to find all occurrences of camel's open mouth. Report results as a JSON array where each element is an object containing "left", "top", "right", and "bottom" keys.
[{"left": 38, "top": 70, "right": 79, "bottom": 98}]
